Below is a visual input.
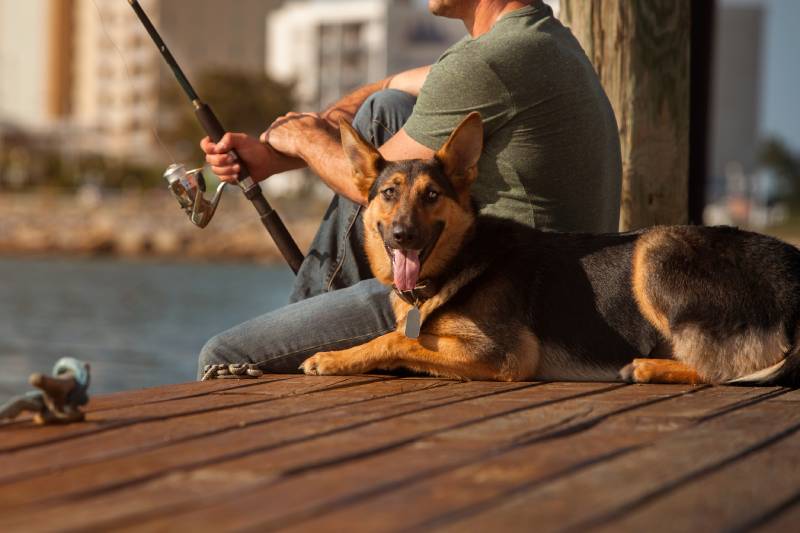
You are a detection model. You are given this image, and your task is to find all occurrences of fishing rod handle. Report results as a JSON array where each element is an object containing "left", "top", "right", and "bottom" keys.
[
  {"left": 251, "top": 197, "right": 305, "bottom": 274},
  {"left": 194, "top": 101, "right": 305, "bottom": 274}
]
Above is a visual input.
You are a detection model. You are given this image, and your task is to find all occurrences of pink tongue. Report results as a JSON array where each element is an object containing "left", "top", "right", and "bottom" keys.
[{"left": 392, "top": 249, "right": 420, "bottom": 292}]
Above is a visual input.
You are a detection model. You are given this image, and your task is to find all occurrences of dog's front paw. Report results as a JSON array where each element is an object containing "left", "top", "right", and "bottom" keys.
[{"left": 300, "top": 351, "right": 345, "bottom": 376}]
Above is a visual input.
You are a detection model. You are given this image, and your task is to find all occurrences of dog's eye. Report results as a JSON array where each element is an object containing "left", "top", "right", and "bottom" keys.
[
  {"left": 381, "top": 187, "right": 396, "bottom": 201},
  {"left": 425, "top": 189, "right": 440, "bottom": 203}
]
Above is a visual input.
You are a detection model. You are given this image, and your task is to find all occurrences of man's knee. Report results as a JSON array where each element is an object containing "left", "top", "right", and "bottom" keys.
[{"left": 352, "top": 89, "right": 416, "bottom": 145}]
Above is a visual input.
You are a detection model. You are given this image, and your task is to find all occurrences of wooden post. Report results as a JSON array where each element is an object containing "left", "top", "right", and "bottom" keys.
[{"left": 561, "top": 1, "right": 691, "bottom": 230}]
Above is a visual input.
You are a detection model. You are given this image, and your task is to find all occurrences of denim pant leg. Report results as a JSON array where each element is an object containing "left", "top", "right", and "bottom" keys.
[
  {"left": 289, "top": 89, "right": 418, "bottom": 302},
  {"left": 198, "top": 90, "right": 416, "bottom": 377},
  {"left": 198, "top": 278, "right": 395, "bottom": 375}
]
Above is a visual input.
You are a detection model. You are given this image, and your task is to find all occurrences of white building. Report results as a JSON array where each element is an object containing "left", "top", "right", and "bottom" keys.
[{"left": 267, "top": 0, "right": 466, "bottom": 111}]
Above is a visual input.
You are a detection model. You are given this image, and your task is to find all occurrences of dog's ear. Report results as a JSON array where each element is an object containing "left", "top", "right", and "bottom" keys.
[
  {"left": 340, "top": 120, "right": 385, "bottom": 202},
  {"left": 435, "top": 112, "right": 483, "bottom": 193}
]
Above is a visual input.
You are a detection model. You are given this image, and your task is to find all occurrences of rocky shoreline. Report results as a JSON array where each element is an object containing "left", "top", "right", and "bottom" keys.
[{"left": 0, "top": 191, "right": 325, "bottom": 262}]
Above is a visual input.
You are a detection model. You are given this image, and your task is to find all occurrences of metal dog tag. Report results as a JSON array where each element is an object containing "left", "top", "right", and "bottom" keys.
[{"left": 405, "top": 306, "right": 421, "bottom": 339}]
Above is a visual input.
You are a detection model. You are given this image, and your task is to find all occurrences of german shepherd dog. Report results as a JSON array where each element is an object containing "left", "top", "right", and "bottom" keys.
[{"left": 301, "top": 113, "right": 800, "bottom": 386}]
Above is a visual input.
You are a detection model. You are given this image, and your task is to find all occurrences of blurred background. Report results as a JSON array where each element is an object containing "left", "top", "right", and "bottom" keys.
[
  {"left": 705, "top": 0, "right": 800, "bottom": 235},
  {"left": 0, "top": 0, "right": 798, "bottom": 396},
  {"left": 0, "top": 0, "right": 469, "bottom": 395}
]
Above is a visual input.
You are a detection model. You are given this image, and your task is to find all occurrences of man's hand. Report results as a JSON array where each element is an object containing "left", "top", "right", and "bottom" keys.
[
  {"left": 200, "top": 133, "right": 303, "bottom": 183},
  {"left": 260, "top": 112, "right": 332, "bottom": 160}
]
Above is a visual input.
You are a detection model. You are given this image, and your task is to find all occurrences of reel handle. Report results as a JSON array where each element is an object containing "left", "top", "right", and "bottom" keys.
[{"left": 194, "top": 100, "right": 304, "bottom": 274}]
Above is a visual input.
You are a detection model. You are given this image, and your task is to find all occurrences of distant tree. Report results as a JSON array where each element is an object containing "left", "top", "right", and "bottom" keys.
[
  {"left": 759, "top": 137, "right": 800, "bottom": 185},
  {"left": 159, "top": 68, "right": 294, "bottom": 164}
]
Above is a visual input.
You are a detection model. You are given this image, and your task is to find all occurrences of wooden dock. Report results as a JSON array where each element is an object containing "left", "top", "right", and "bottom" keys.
[{"left": 1, "top": 375, "right": 798, "bottom": 532}]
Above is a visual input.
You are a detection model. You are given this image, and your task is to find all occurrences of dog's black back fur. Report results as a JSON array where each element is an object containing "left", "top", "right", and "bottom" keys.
[{"left": 428, "top": 215, "right": 800, "bottom": 384}]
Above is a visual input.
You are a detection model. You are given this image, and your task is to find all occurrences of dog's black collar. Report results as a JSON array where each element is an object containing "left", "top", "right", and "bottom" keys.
[{"left": 392, "top": 280, "right": 438, "bottom": 307}]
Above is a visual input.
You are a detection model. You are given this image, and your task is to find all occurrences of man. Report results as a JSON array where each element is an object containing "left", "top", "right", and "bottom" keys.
[{"left": 197, "top": 0, "right": 621, "bottom": 375}]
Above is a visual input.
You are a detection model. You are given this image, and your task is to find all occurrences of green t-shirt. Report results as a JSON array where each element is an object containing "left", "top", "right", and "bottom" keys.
[{"left": 403, "top": 1, "right": 622, "bottom": 232}]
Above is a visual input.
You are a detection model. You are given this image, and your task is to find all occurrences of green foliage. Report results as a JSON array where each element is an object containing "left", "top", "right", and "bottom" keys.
[
  {"left": 758, "top": 137, "right": 800, "bottom": 205},
  {"left": 0, "top": 143, "right": 164, "bottom": 191},
  {"left": 759, "top": 137, "right": 800, "bottom": 183},
  {"left": 0, "top": 68, "right": 293, "bottom": 191},
  {"left": 160, "top": 68, "right": 295, "bottom": 163},
  {"left": 78, "top": 156, "right": 164, "bottom": 190}
]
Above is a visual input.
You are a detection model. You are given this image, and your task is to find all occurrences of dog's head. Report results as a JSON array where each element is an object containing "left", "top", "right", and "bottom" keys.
[{"left": 340, "top": 112, "right": 483, "bottom": 291}]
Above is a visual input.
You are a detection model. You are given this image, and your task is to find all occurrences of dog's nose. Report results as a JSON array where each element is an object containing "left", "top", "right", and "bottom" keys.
[{"left": 392, "top": 223, "right": 417, "bottom": 245}]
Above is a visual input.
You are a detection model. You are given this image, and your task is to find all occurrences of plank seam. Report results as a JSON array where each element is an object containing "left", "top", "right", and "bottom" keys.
[
  {"left": 89, "top": 377, "right": 296, "bottom": 412},
  {"left": 727, "top": 488, "right": 800, "bottom": 533}
]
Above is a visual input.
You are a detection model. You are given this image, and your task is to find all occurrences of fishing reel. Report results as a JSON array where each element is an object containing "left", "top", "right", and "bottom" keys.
[{"left": 163, "top": 163, "right": 227, "bottom": 228}]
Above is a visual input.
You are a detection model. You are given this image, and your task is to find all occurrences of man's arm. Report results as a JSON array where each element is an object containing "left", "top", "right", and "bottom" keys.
[
  {"left": 260, "top": 65, "right": 434, "bottom": 203},
  {"left": 202, "top": 65, "right": 432, "bottom": 191},
  {"left": 263, "top": 116, "right": 434, "bottom": 204}
]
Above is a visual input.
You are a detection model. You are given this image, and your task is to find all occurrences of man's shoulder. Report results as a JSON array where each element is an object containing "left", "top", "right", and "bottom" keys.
[{"left": 440, "top": 11, "right": 567, "bottom": 71}]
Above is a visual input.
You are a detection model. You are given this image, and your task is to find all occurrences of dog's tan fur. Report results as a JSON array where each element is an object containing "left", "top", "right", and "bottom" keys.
[{"left": 631, "top": 232, "right": 672, "bottom": 338}]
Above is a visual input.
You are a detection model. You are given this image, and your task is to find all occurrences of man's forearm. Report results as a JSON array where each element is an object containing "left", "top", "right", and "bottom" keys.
[
  {"left": 296, "top": 124, "right": 365, "bottom": 204},
  {"left": 259, "top": 80, "right": 387, "bottom": 179}
]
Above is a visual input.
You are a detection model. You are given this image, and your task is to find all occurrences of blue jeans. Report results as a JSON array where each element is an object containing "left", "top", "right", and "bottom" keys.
[{"left": 198, "top": 90, "right": 416, "bottom": 376}]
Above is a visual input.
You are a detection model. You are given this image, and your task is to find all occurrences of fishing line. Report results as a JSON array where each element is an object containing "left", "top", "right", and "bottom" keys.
[{"left": 91, "top": 0, "right": 176, "bottom": 164}]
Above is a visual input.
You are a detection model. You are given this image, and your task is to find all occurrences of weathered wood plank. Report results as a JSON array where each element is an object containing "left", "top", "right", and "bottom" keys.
[
  {"left": 86, "top": 377, "right": 293, "bottom": 410},
  {"left": 249, "top": 386, "right": 778, "bottom": 532},
  {"left": 0, "top": 375, "right": 380, "bottom": 452},
  {"left": 211, "top": 375, "right": 447, "bottom": 396},
  {"left": 0, "top": 381, "right": 616, "bottom": 530},
  {"left": 2, "top": 380, "right": 794, "bottom": 533},
  {"left": 13, "top": 384, "right": 701, "bottom": 532},
  {"left": 0, "top": 379, "right": 536, "bottom": 518},
  {"left": 748, "top": 494, "right": 800, "bottom": 532},
  {"left": 0, "top": 376, "right": 442, "bottom": 484},
  {"left": 430, "top": 389, "right": 800, "bottom": 532},
  {"left": 0, "top": 377, "right": 290, "bottom": 430},
  {"left": 595, "top": 430, "right": 800, "bottom": 532}
]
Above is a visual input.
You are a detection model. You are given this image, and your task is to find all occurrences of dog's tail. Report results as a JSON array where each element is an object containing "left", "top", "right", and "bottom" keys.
[{"left": 727, "top": 349, "right": 800, "bottom": 387}]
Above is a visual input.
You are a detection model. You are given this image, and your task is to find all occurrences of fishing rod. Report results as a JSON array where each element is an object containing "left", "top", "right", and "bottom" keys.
[{"left": 127, "top": 0, "right": 304, "bottom": 274}]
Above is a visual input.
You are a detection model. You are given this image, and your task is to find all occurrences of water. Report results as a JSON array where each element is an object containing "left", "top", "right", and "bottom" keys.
[{"left": 0, "top": 256, "right": 295, "bottom": 398}]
